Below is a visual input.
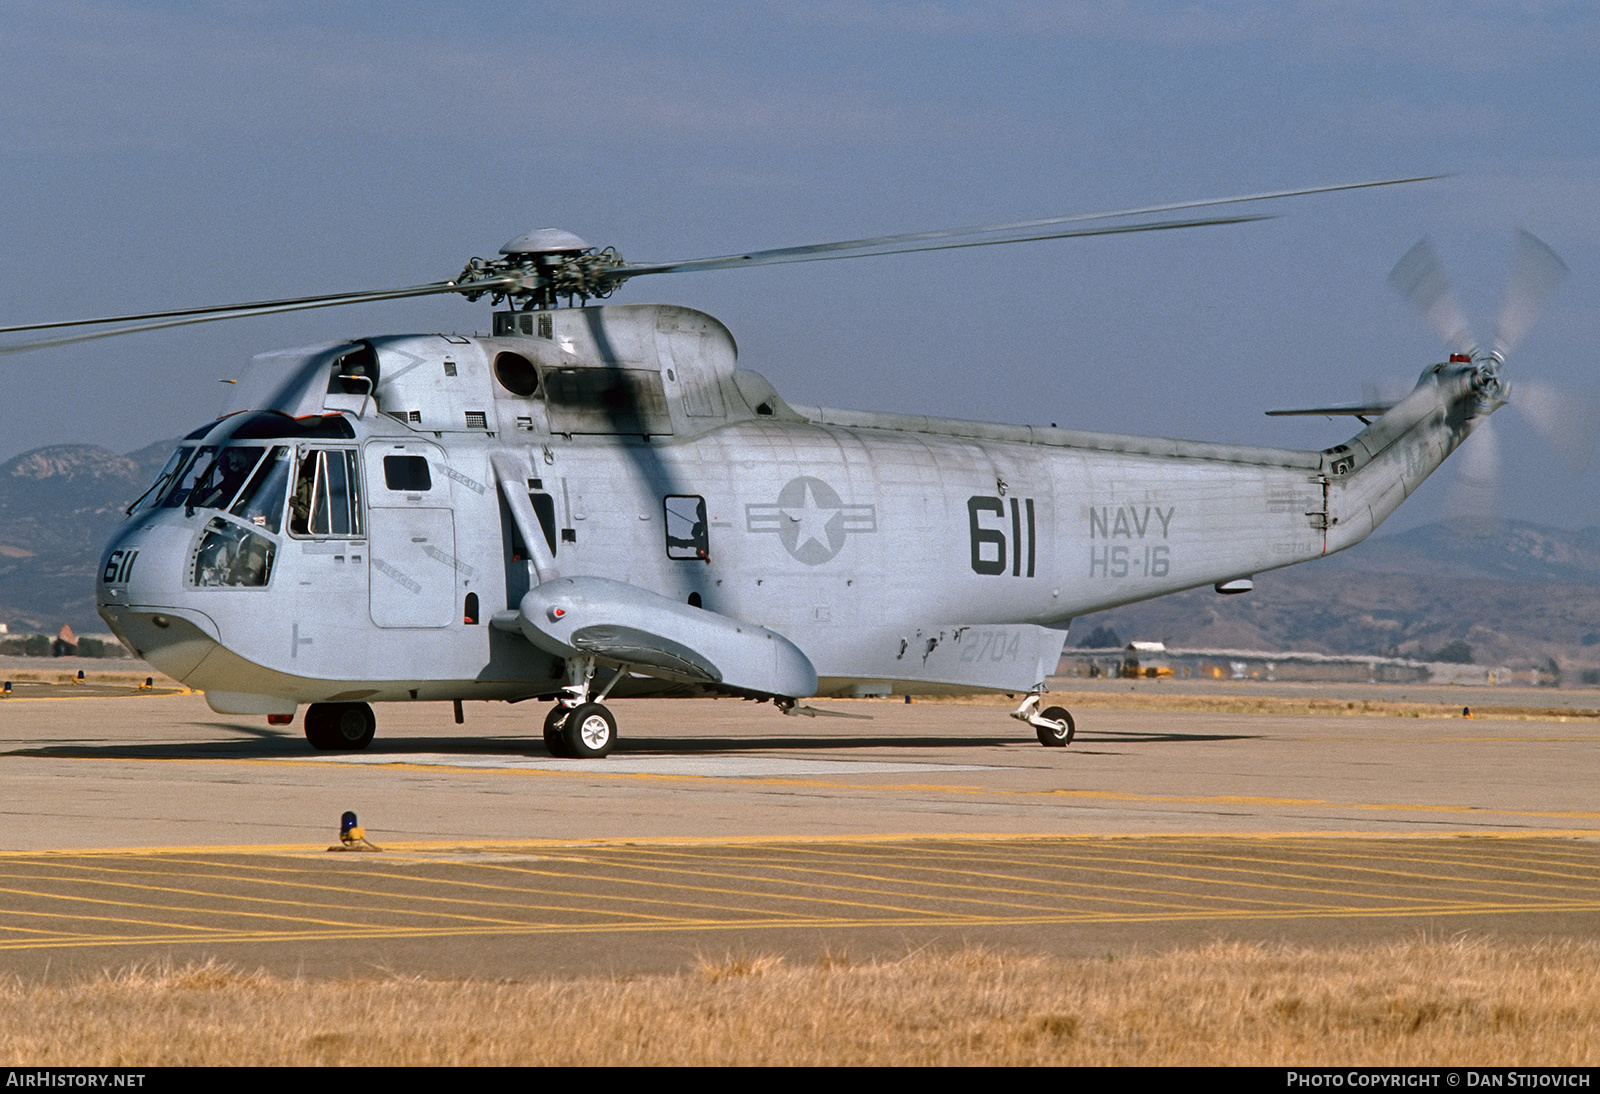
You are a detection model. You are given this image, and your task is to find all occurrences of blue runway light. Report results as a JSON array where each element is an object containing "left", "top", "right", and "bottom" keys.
[{"left": 341, "top": 811, "right": 359, "bottom": 837}]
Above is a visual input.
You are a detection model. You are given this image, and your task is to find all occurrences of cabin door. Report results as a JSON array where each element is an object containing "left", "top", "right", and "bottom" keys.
[{"left": 364, "top": 440, "right": 459, "bottom": 628}]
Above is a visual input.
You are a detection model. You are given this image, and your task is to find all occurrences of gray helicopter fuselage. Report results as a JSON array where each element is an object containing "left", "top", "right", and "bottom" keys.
[{"left": 95, "top": 303, "right": 1486, "bottom": 717}]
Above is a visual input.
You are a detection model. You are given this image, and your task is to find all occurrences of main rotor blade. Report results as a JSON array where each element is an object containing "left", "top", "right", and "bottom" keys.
[
  {"left": 1388, "top": 236, "right": 1477, "bottom": 356},
  {"left": 0, "top": 280, "right": 512, "bottom": 356},
  {"left": 0, "top": 278, "right": 511, "bottom": 338},
  {"left": 1493, "top": 228, "right": 1568, "bottom": 360},
  {"left": 0, "top": 174, "right": 1435, "bottom": 353},
  {"left": 617, "top": 214, "right": 1272, "bottom": 278},
  {"left": 618, "top": 175, "right": 1441, "bottom": 279}
]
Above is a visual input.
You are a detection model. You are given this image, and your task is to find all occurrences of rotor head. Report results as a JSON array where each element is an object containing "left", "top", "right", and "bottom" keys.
[
  {"left": 457, "top": 228, "right": 625, "bottom": 310},
  {"left": 499, "top": 228, "right": 590, "bottom": 257}
]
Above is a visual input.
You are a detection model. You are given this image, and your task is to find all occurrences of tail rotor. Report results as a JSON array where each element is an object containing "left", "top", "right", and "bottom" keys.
[{"left": 1388, "top": 229, "right": 1577, "bottom": 514}]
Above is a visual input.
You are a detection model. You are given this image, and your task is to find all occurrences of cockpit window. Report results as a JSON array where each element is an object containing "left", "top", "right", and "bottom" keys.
[
  {"left": 126, "top": 445, "right": 194, "bottom": 517},
  {"left": 290, "top": 448, "right": 363, "bottom": 537},
  {"left": 192, "top": 517, "right": 275, "bottom": 588},
  {"left": 130, "top": 431, "right": 345, "bottom": 527},
  {"left": 229, "top": 447, "right": 291, "bottom": 533},
  {"left": 186, "top": 447, "right": 268, "bottom": 513},
  {"left": 159, "top": 446, "right": 215, "bottom": 508}
]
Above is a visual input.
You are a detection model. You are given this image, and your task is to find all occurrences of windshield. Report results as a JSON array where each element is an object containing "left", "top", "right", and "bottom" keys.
[
  {"left": 135, "top": 444, "right": 290, "bottom": 531},
  {"left": 126, "top": 445, "right": 194, "bottom": 516},
  {"left": 186, "top": 447, "right": 268, "bottom": 513},
  {"left": 159, "top": 446, "right": 215, "bottom": 508}
]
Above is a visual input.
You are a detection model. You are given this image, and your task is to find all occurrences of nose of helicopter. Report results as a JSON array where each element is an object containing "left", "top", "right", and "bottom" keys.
[{"left": 96, "top": 519, "right": 222, "bottom": 682}]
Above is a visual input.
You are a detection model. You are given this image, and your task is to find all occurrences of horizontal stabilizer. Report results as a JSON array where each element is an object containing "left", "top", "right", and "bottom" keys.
[{"left": 1266, "top": 401, "right": 1397, "bottom": 419}]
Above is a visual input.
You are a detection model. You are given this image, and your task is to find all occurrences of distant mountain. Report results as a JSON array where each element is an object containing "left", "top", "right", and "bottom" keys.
[
  {"left": 1317, "top": 519, "right": 1600, "bottom": 586},
  {"left": 1075, "top": 519, "right": 1600, "bottom": 672},
  {"left": 0, "top": 441, "right": 174, "bottom": 631}
]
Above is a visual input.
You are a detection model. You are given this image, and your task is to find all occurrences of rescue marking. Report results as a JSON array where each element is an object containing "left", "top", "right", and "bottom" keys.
[
  {"left": 439, "top": 465, "right": 487, "bottom": 494},
  {"left": 370, "top": 557, "right": 422, "bottom": 593}
]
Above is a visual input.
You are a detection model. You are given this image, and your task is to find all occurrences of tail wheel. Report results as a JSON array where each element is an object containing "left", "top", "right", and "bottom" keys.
[
  {"left": 561, "top": 702, "right": 617, "bottom": 758},
  {"left": 543, "top": 705, "right": 575, "bottom": 758},
  {"left": 305, "top": 702, "right": 376, "bottom": 751},
  {"left": 1036, "top": 705, "right": 1075, "bottom": 747}
]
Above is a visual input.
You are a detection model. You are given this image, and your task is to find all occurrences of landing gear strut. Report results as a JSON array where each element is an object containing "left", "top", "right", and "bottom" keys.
[
  {"left": 1011, "top": 694, "right": 1075, "bottom": 747},
  {"left": 542, "top": 657, "right": 625, "bottom": 759},
  {"left": 305, "top": 702, "right": 376, "bottom": 751}
]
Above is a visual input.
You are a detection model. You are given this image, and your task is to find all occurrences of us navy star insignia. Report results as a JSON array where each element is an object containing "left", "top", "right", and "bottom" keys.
[{"left": 746, "top": 476, "right": 877, "bottom": 564}]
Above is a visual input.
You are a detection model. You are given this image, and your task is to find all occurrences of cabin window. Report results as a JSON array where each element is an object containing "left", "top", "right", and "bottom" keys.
[
  {"left": 192, "top": 517, "right": 275, "bottom": 588},
  {"left": 464, "top": 592, "right": 479, "bottom": 625},
  {"left": 383, "top": 455, "right": 432, "bottom": 492},
  {"left": 290, "top": 449, "right": 364, "bottom": 537},
  {"left": 664, "top": 495, "right": 709, "bottom": 561}
]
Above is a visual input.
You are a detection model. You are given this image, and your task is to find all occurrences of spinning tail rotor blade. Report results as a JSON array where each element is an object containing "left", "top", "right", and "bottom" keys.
[
  {"left": 1512, "top": 376, "right": 1597, "bottom": 470},
  {"left": 1386, "top": 229, "right": 1582, "bottom": 512},
  {"left": 1388, "top": 236, "right": 1477, "bottom": 357},
  {"left": 1449, "top": 417, "right": 1502, "bottom": 520},
  {"left": 1493, "top": 228, "right": 1569, "bottom": 360}
]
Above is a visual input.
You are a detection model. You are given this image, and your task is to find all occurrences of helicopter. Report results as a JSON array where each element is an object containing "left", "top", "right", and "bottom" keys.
[{"left": 1, "top": 176, "right": 1563, "bottom": 759}]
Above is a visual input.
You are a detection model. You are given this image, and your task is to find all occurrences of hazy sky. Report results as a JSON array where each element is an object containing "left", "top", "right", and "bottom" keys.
[{"left": 3, "top": 1, "right": 1598, "bottom": 531}]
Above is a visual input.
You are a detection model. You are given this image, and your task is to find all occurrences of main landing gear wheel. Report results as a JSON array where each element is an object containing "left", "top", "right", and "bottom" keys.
[
  {"left": 304, "top": 702, "right": 376, "bottom": 751},
  {"left": 543, "top": 705, "right": 575, "bottom": 758},
  {"left": 562, "top": 702, "right": 617, "bottom": 758},
  {"left": 1036, "top": 706, "right": 1075, "bottom": 747}
]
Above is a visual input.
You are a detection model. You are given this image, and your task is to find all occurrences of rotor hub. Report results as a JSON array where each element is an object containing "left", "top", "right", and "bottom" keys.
[
  {"left": 455, "top": 229, "right": 628, "bottom": 310},
  {"left": 1468, "top": 356, "right": 1507, "bottom": 405}
]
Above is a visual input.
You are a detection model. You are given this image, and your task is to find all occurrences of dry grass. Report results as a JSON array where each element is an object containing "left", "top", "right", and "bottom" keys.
[{"left": 4, "top": 940, "right": 1598, "bottom": 1065}]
